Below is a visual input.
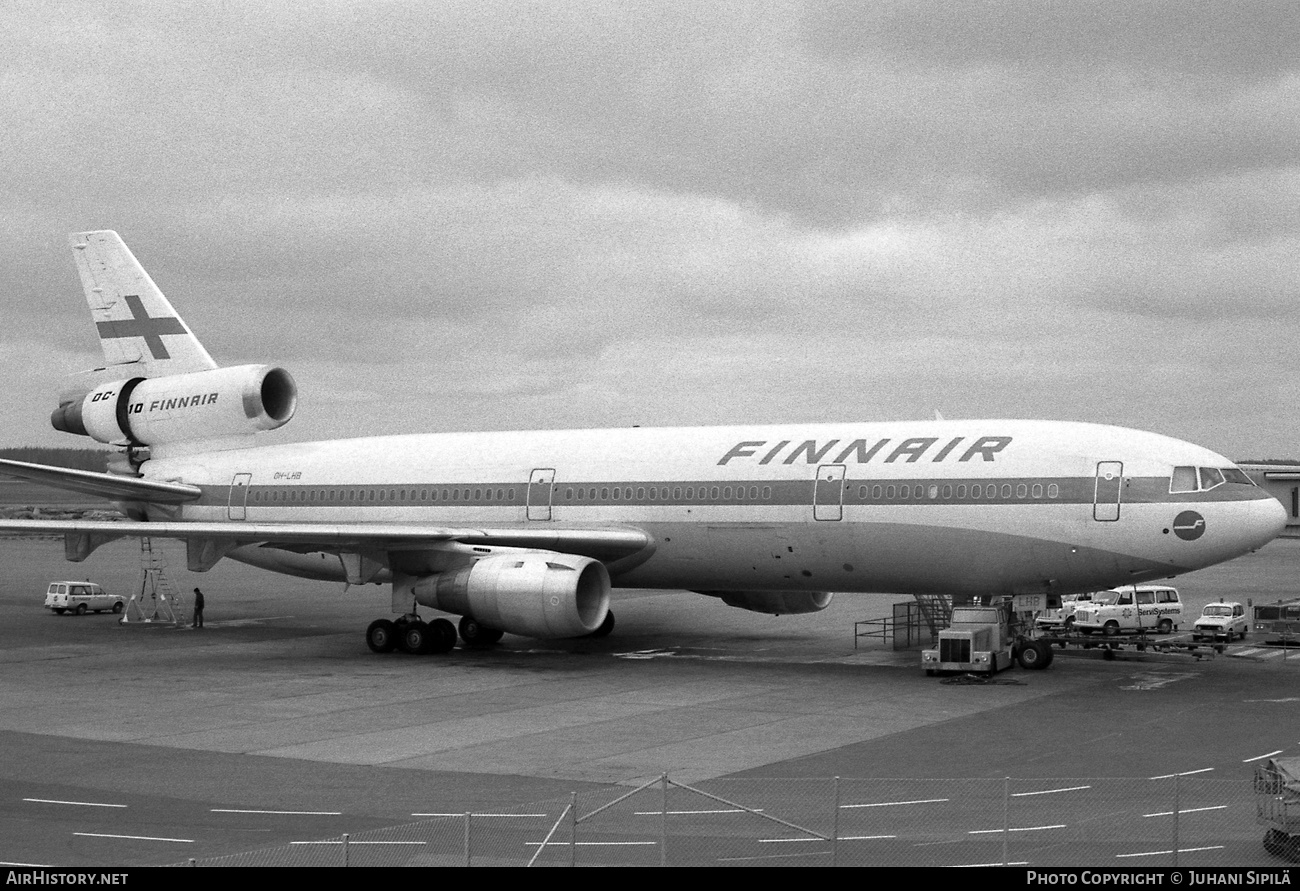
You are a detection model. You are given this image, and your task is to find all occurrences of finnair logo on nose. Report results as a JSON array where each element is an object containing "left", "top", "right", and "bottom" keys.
[{"left": 1173, "top": 510, "right": 1206, "bottom": 541}]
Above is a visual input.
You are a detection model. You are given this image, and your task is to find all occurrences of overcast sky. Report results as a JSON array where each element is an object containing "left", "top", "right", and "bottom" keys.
[{"left": 2, "top": 1, "right": 1297, "bottom": 459}]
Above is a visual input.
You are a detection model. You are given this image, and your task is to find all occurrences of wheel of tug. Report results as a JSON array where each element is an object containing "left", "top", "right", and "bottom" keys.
[
  {"left": 1103, "top": 621, "right": 1120, "bottom": 637},
  {"left": 366, "top": 619, "right": 399, "bottom": 653},
  {"left": 401, "top": 621, "right": 432, "bottom": 655},
  {"left": 75, "top": 603, "right": 88, "bottom": 616},
  {"left": 588, "top": 610, "right": 615, "bottom": 638},
  {"left": 459, "top": 616, "right": 504, "bottom": 647},
  {"left": 430, "top": 618, "right": 458, "bottom": 653},
  {"left": 1157, "top": 618, "right": 1173, "bottom": 634},
  {"left": 1017, "top": 640, "right": 1052, "bottom": 670}
]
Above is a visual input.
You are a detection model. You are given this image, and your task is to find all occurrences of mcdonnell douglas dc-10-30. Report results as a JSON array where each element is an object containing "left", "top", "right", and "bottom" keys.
[{"left": 0, "top": 231, "right": 1285, "bottom": 658}]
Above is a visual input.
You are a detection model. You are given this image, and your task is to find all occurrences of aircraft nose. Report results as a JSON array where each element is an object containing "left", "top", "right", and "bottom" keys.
[{"left": 1246, "top": 494, "right": 1288, "bottom": 549}]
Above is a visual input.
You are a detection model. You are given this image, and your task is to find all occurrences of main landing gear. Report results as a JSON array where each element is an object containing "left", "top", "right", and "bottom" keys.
[
  {"left": 365, "top": 609, "right": 617, "bottom": 654},
  {"left": 366, "top": 615, "right": 458, "bottom": 655}
]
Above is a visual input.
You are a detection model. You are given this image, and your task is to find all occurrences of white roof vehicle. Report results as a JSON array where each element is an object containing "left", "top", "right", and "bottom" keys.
[
  {"left": 43, "top": 581, "right": 124, "bottom": 616},
  {"left": 1073, "top": 585, "right": 1183, "bottom": 636},
  {"left": 1193, "top": 601, "right": 1248, "bottom": 642},
  {"left": 1035, "top": 590, "right": 1110, "bottom": 629}
]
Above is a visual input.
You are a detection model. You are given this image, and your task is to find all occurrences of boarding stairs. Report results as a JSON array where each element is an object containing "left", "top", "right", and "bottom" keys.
[
  {"left": 121, "top": 538, "right": 186, "bottom": 625},
  {"left": 911, "top": 594, "right": 953, "bottom": 641}
]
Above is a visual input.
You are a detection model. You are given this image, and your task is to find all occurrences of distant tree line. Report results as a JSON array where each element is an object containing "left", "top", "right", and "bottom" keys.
[
  {"left": 0, "top": 447, "right": 110, "bottom": 472},
  {"left": 1238, "top": 458, "right": 1300, "bottom": 465}
]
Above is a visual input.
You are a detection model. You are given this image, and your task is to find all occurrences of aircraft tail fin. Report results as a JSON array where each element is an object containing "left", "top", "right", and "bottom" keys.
[{"left": 69, "top": 231, "right": 218, "bottom": 376}]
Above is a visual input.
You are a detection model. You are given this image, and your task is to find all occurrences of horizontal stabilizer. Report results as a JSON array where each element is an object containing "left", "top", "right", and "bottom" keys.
[{"left": 0, "top": 459, "right": 202, "bottom": 504}]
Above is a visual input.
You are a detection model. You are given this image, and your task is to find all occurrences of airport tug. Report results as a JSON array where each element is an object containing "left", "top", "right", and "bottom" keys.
[{"left": 922, "top": 596, "right": 1054, "bottom": 677}]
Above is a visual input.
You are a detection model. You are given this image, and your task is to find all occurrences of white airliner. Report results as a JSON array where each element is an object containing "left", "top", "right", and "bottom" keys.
[{"left": 0, "top": 231, "right": 1285, "bottom": 656}]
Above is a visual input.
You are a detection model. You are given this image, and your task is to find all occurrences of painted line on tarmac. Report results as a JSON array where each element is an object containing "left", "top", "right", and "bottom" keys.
[
  {"left": 1011, "top": 785, "right": 1091, "bottom": 797},
  {"left": 634, "top": 807, "right": 765, "bottom": 815},
  {"left": 413, "top": 812, "right": 548, "bottom": 818},
  {"left": 24, "top": 798, "right": 127, "bottom": 808},
  {"left": 1243, "top": 749, "right": 1284, "bottom": 762},
  {"left": 1143, "top": 805, "right": 1227, "bottom": 818},
  {"left": 212, "top": 808, "right": 342, "bottom": 815},
  {"left": 842, "top": 797, "right": 949, "bottom": 809},
  {"left": 74, "top": 832, "right": 193, "bottom": 843},
  {"left": 1150, "top": 767, "right": 1214, "bottom": 779},
  {"left": 1116, "top": 845, "right": 1224, "bottom": 858},
  {"left": 968, "top": 824, "right": 1066, "bottom": 834}
]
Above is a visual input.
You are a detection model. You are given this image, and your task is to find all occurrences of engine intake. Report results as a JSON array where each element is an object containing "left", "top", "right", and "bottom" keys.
[
  {"left": 697, "top": 590, "right": 834, "bottom": 615},
  {"left": 52, "top": 365, "right": 296, "bottom": 446},
  {"left": 414, "top": 552, "right": 611, "bottom": 639}
]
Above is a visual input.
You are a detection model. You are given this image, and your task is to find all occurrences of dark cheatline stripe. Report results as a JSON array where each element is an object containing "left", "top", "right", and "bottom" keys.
[{"left": 192, "top": 475, "right": 1262, "bottom": 511}]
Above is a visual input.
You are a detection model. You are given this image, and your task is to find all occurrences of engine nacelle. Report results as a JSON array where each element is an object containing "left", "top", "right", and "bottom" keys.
[
  {"left": 51, "top": 365, "right": 297, "bottom": 446},
  {"left": 413, "top": 552, "right": 611, "bottom": 639},
  {"left": 698, "top": 590, "right": 834, "bottom": 615}
]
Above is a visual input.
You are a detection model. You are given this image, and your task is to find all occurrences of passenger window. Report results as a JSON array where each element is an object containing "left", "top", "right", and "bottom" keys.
[{"left": 1136, "top": 591, "right": 1155, "bottom": 605}]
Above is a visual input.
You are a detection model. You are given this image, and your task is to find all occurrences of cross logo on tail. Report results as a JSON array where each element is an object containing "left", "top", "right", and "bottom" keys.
[{"left": 95, "top": 294, "right": 187, "bottom": 360}]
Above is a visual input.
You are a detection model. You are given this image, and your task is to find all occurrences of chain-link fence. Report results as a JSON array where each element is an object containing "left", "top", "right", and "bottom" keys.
[{"left": 178, "top": 774, "right": 1300, "bottom": 867}]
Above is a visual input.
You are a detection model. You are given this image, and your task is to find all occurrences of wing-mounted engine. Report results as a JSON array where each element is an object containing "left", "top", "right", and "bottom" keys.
[
  {"left": 51, "top": 364, "right": 297, "bottom": 448},
  {"left": 697, "top": 589, "right": 834, "bottom": 615},
  {"left": 413, "top": 552, "right": 611, "bottom": 638}
]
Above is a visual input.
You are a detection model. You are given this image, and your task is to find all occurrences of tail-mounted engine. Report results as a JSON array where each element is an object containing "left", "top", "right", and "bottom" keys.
[
  {"left": 413, "top": 552, "right": 611, "bottom": 639},
  {"left": 697, "top": 590, "right": 834, "bottom": 615},
  {"left": 51, "top": 364, "right": 297, "bottom": 447}
]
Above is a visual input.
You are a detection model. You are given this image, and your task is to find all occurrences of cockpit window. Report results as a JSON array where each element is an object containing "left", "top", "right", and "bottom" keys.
[
  {"left": 1172, "top": 465, "right": 1245, "bottom": 493},
  {"left": 1171, "top": 466, "right": 1198, "bottom": 494}
]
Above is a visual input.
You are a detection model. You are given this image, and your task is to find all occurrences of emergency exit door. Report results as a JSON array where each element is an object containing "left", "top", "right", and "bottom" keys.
[
  {"left": 527, "top": 468, "right": 555, "bottom": 521},
  {"left": 228, "top": 473, "right": 252, "bottom": 520},
  {"left": 814, "top": 464, "right": 846, "bottom": 521},
  {"left": 1093, "top": 461, "right": 1123, "bottom": 521}
]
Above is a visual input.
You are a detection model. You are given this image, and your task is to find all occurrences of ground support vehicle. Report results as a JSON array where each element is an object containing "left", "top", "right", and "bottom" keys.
[
  {"left": 1035, "top": 629, "right": 1225, "bottom": 660},
  {"left": 922, "top": 598, "right": 1054, "bottom": 677},
  {"left": 1192, "top": 600, "right": 1248, "bottom": 642},
  {"left": 43, "top": 581, "right": 124, "bottom": 616},
  {"left": 1253, "top": 598, "right": 1300, "bottom": 646},
  {"left": 1254, "top": 757, "right": 1300, "bottom": 862},
  {"left": 1072, "top": 584, "right": 1183, "bottom": 636}
]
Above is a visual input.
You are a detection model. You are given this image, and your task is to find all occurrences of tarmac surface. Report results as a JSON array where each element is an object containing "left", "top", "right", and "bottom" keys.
[{"left": 0, "top": 531, "right": 1297, "bottom": 866}]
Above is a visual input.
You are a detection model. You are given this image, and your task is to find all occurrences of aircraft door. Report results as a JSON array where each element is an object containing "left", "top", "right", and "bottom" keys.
[
  {"left": 814, "top": 464, "right": 846, "bottom": 521},
  {"left": 1093, "top": 461, "right": 1123, "bottom": 521},
  {"left": 228, "top": 473, "right": 252, "bottom": 520},
  {"left": 527, "top": 468, "right": 555, "bottom": 521}
]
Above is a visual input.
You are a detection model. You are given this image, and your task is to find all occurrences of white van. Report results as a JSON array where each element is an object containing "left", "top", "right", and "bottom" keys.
[
  {"left": 1073, "top": 585, "right": 1183, "bottom": 636},
  {"left": 44, "top": 581, "right": 124, "bottom": 616}
]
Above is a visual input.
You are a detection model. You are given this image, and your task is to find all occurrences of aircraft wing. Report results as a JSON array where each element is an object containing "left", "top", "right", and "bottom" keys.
[
  {"left": 0, "top": 518, "right": 653, "bottom": 568},
  {"left": 0, "top": 458, "right": 202, "bottom": 504}
]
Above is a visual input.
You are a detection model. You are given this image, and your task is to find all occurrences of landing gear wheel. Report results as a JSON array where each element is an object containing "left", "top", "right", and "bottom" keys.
[
  {"left": 1016, "top": 640, "right": 1053, "bottom": 670},
  {"left": 459, "top": 616, "right": 504, "bottom": 647},
  {"left": 1157, "top": 618, "right": 1173, "bottom": 634},
  {"left": 400, "top": 621, "right": 432, "bottom": 655},
  {"left": 366, "top": 619, "right": 398, "bottom": 653},
  {"left": 429, "top": 618, "right": 458, "bottom": 653},
  {"left": 588, "top": 610, "right": 615, "bottom": 638}
]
